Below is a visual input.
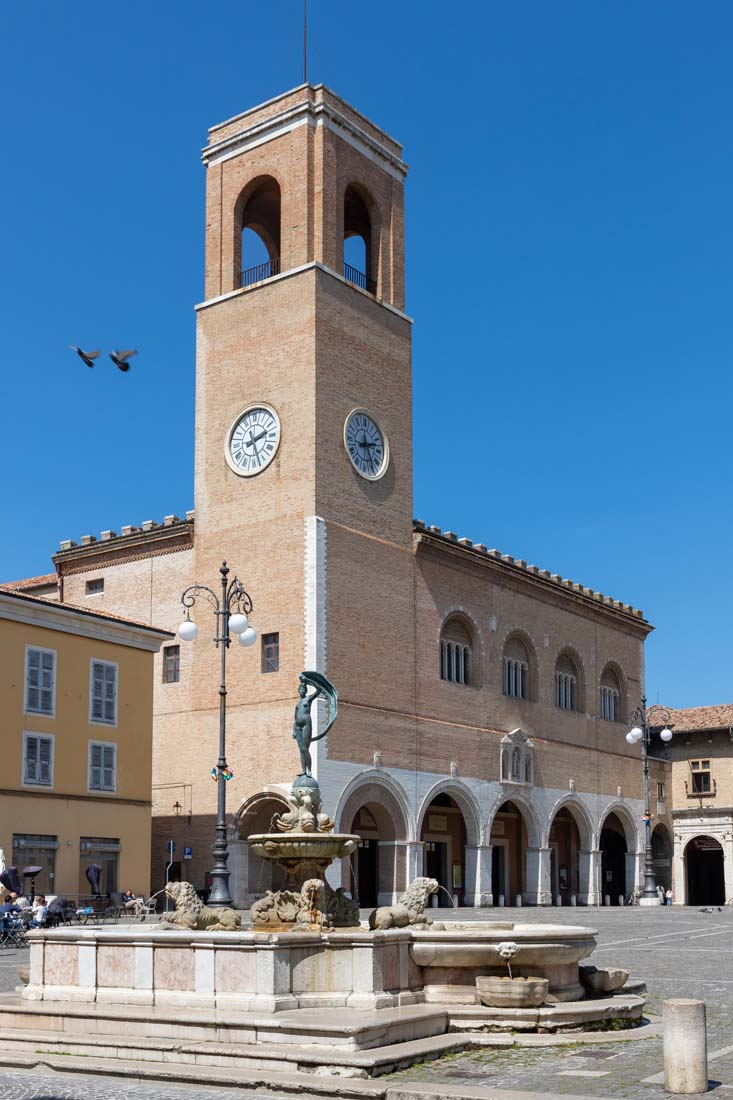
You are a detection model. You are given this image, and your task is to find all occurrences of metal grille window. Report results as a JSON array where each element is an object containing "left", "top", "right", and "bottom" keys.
[
  {"left": 90, "top": 660, "right": 117, "bottom": 724},
  {"left": 600, "top": 685, "right": 619, "bottom": 721},
  {"left": 261, "top": 632, "right": 280, "bottom": 673},
  {"left": 89, "top": 742, "right": 116, "bottom": 792},
  {"left": 503, "top": 658, "right": 528, "bottom": 699},
  {"left": 555, "top": 672, "right": 576, "bottom": 710},
  {"left": 690, "top": 760, "right": 711, "bottom": 794},
  {"left": 25, "top": 647, "right": 55, "bottom": 715},
  {"left": 23, "top": 733, "right": 54, "bottom": 786},
  {"left": 162, "top": 645, "right": 180, "bottom": 683}
]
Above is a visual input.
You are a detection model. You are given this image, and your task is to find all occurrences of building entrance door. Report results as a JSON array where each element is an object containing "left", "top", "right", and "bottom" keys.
[
  {"left": 686, "top": 836, "right": 725, "bottom": 905},
  {"left": 491, "top": 844, "right": 506, "bottom": 904},
  {"left": 357, "top": 839, "right": 378, "bottom": 908},
  {"left": 425, "top": 841, "right": 449, "bottom": 903}
]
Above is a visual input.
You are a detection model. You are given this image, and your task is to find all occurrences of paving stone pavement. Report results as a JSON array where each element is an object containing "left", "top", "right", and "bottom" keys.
[{"left": 1, "top": 906, "right": 731, "bottom": 1098}]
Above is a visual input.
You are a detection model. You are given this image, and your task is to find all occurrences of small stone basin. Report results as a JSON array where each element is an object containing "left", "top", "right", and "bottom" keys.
[
  {"left": 476, "top": 975, "right": 549, "bottom": 1008},
  {"left": 248, "top": 833, "right": 359, "bottom": 863}
]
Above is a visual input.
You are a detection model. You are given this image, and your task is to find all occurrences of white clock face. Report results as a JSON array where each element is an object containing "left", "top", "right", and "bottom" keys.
[
  {"left": 344, "top": 408, "right": 389, "bottom": 480},
  {"left": 225, "top": 404, "right": 281, "bottom": 477}
]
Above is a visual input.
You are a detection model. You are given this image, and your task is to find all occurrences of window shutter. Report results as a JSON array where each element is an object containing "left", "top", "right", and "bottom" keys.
[
  {"left": 27, "top": 649, "right": 40, "bottom": 711},
  {"left": 40, "top": 651, "right": 54, "bottom": 713},
  {"left": 103, "top": 744, "right": 115, "bottom": 790},
  {"left": 25, "top": 736, "right": 38, "bottom": 782},
  {"left": 104, "top": 665, "right": 116, "bottom": 722},
  {"left": 92, "top": 663, "right": 105, "bottom": 720},
  {"left": 39, "top": 738, "right": 51, "bottom": 784},
  {"left": 90, "top": 742, "right": 103, "bottom": 788}
]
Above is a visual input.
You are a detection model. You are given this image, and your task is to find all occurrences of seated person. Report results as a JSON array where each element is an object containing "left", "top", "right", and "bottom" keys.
[
  {"left": 12, "top": 892, "right": 30, "bottom": 910},
  {"left": 0, "top": 894, "right": 20, "bottom": 918},
  {"left": 123, "top": 889, "right": 138, "bottom": 910},
  {"left": 30, "top": 894, "right": 48, "bottom": 927}
]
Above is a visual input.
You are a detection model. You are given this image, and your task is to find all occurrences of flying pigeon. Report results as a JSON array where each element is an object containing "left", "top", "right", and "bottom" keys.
[
  {"left": 110, "top": 349, "right": 138, "bottom": 373},
  {"left": 70, "top": 347, "right": 101, "bottom": 368}
]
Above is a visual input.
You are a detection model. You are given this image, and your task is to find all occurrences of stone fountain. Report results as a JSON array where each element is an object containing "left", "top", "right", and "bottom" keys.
[{"left": 5, "top": 670, "right": 650, "bottom": 1085}]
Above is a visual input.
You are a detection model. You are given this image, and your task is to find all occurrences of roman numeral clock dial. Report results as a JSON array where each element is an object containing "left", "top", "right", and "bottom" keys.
[
  {"left": 225, "top": 404, "right": 281, "bottom": 477},
  {"left": 344, "top": 408, "right": 389, "bottom": 481}
]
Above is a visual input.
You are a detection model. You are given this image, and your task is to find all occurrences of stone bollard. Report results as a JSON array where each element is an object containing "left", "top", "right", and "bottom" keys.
[
  {"left": 604, "top": 894, "right": 611, "bottom": 906},
  {"left": 555, "top": 894, "right": 562, "bottom": 907},
  {"left": 618, "top": 894, "right": 625, "bottom": 907},
  {"left": 498, "top": 894, "right": 504, "bottom": 907},
  {"left": 515, "top": 895, "right": 522, "bottom": 907},
  {"left": 570, "top": 894, "right": 577, "bottom": 907},
  {"left": 663, "top": 999, "right": 707, "bottom": 1094}
]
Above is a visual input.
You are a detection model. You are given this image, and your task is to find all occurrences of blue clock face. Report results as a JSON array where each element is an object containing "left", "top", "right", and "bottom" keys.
[
  {"left": 226, "top": 405, "right": 281, "bottom": 477},
  {"left": 344, "top": 409, "right": 389, "bottom": 480}
]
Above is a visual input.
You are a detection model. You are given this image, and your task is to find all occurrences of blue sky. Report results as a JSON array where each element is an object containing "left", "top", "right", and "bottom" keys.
[{"left": 1, "top": 2, "right": 731, "bottom": 707}]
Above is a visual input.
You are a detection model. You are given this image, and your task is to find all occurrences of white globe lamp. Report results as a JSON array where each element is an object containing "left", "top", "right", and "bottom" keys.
[
  {"left": 228, "top": 612, "right": 249, "bottom": 635},
  {"left": 179, "top": 619, "right": 199, "bottom": 642},
  {"left": 238, "top": 626, "right": 257, "bottom": 648},
  {"left": 660, "top": 727, "right": 673, "bottom": 743}
]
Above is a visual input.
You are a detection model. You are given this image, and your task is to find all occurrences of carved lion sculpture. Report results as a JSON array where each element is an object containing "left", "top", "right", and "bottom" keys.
[
  {"left": 368, "top": 876, "right": 439, "bottom": 930},
  {"left": 163, "top": 881, "right": 241, "bottom": 931}
]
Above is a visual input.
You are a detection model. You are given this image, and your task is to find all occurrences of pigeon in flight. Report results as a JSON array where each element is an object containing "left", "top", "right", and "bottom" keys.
[
  {"left": 110, "top": 349, "right": 138, "bottom": 373},
  {"left": 70, "top": 347, "right": 101, "bottom": 369}
]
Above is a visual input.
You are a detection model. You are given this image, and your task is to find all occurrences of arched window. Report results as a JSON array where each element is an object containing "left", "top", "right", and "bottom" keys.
[
  {"left": 440, "top": 617, "right": 474, "bottom": 686},
  {"left": 555, "top": 651, "right": 581, "bottom": 711},
  {"left": 344, "top": 184, "right": 376, "bottom": 294},
  {"left": 600, "top": 664, "right": 623, "bottom": 722},
  {"left": 235, "top": 177, "right": 281, "bottom": 287},
  {"left": 502, "top": 633, "right": 532, "bottom": 700}
]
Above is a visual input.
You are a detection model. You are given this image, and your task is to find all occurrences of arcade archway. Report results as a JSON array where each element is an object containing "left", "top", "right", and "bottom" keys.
[
  {"left": 599, "top": 811, "right": 631, "bottom": 904},
  {"left": 490, "top": 801, "right": 530, "bottom": 904},
  {"left": 419, "top": 793, "right": 468, "bottom": 906},
  {"left": 652, "top": 824, "right": 673, "bottom": 894},
  {"left": 338, "top": 779, "right": 409, "bottom": 908}
]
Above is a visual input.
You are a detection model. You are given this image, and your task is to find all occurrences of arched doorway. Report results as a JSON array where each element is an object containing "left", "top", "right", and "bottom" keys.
[
  {"left": 338, "top": 779, "right": 409, "bottom": 908},
  {"left": 599, "top": 812, "right": 629, "bottom": 904},
  {"left": 235, "top": 176, "right": 281, "bottom": 285},
  {"left": 652, "top": 824, "right": 673, "bottom": 893},
  {"left": 237, "top": 793, "right": 289, "bottom": 902},
  {"left": 420, "top": 793, "right": 468, "bottom": 906},
  {"left": 686, "top": 836, "right": 725, "bottom": 906},
  {"left": 490, "top": 801, "right": 528, "bottom": 904},
  {"left": 549, "top": 808, "right": 581, "bottom": 904}
]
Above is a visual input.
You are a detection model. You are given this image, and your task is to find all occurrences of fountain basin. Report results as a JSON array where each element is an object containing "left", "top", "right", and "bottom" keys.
[
  {"left": 476, "top": 975, "right": 549, "bottom": 1008},
  {"left": 248, "top": 832, "right": 358, "bottom": 882},
  {"left": 410, "top": 922, "right": 597, "bottom": 1003}
]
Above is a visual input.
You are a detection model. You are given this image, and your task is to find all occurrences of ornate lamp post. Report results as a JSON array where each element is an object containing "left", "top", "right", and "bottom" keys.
[
  {"left": 178, "top": 561, "right": 256, "bottom": 906},
  {"left": 625, "top": 697, "right": 673, "bottom": 905}
]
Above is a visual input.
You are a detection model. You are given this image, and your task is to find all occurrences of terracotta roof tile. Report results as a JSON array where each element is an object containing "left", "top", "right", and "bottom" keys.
[
  {"left": 648, "top": 703, "right": 733, "bottom": 733},
  {"left": 0, "top": 585, "right": 173, "bottom": 636},
  {"left": 2, "top": 573, "right": 58, "bottom": 590}
]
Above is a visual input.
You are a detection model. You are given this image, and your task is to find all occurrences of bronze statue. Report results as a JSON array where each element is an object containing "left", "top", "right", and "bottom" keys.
[{"left": 292, "top": 671, "right": 338, "bottom": 777}]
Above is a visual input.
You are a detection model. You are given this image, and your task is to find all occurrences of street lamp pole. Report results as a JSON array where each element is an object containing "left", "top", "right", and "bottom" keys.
[
  {"left": 179, "top": 561, "right": 256, "bottom": 907},
  {"left": 626, "top": 697, "right": 673, "bottom": 906}
]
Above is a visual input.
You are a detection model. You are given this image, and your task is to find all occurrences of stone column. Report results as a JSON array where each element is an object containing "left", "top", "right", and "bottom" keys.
[
  {"left": 377, "top": 840, "right": 405, "bottom": 905},
  {"left": 579, "top": 849, "right": 601, "bottom": 905},
  {"left": 525, "top": 846, "right": 552, "bottom": 905},
  {"left": 626, "top": 850, "right": 641, "bottom": 896},
  {"left": 405, "top": 841, "right": 424, "bottom": 884},
  {"left": 673, "top": 833, "right": 686, "bottom": 904},
  {"left": 464, "top": 844, "right": 492, "bottom": 907},
  {"left": 723, "top": 832, "right": 733, "bottom": 905}
]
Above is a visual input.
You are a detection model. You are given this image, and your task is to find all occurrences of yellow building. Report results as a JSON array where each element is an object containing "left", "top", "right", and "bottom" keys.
[{"left": 0, "top": 585, "right": 172, "bottom": 899}]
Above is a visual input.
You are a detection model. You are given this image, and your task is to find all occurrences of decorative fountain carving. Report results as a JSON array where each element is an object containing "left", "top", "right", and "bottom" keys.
[
  {"left": 248, "top": 672, "right": 360, "bottom": 929},
  {"left": 368, "top": 877, "right": 439, "bottom": 929},
  {"left": 162, "top": 881, "right": 241, "bottom": 931}
]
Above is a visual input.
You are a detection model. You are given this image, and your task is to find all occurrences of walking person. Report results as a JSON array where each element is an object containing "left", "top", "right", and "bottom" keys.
[{"left": 665, "top": 888, "right": 673, "bottom": 907}]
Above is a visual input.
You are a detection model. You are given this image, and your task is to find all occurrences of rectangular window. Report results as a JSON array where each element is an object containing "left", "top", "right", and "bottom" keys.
[
  {"left": 88, "top": 742, "right": 116, "bottom": 792},
  {"left": 601, "top": 685, "right": 619, "bottom": 721},
  {"left": 261, "top": 632, "right": 280, "bottom": 673},
  {"left": 690, "top": 760, "right": 712, "bottom": 794},
  {"left": 90, "top": 660, "right": 117, "bottom": 725},
  {"left": 23, "top": 733, "right": 54, "bottom": 786},
  {"left": 657, "top": 782, "right": 665, "bottom": 799},
  {"left": 85, "top": 578, "right": 104, "bottom": 595},
  {"left": 555, "top": 672, "right": 576, "bottom": 711},
  {"left": 79, "top": 837, "right": 120, "bottom": 896},
  {"left": 162, "top": 644, "right": 180, "bottom": 684},
  {"left": 25, "top": 646, "right": 56, "bottom": 716}
]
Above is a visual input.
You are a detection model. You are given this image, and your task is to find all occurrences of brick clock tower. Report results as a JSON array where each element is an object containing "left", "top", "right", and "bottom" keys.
[{"left": 192, "top": 85, "right": 416, "bottom": 902}]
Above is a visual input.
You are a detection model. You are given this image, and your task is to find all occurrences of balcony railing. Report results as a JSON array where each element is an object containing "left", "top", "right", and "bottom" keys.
[
  {"left": 344, "top": 262, "right": 377, "bottom": 295},
  {"left": 240, "top": 258, "right": 280, "bottom": 288},
  {"left": 685, "top": 777, "right": 717, "bottom": 798}
]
